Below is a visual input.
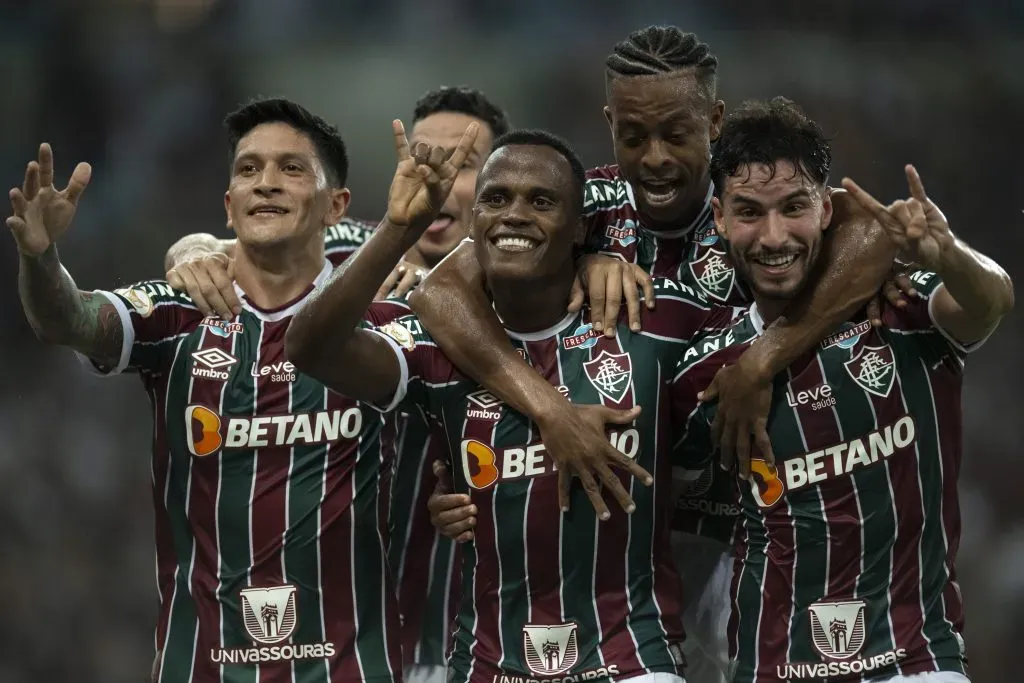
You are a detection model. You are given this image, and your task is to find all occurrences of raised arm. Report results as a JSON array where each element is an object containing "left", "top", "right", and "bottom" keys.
[
  {"left": 844, "top": 165, "right": 1013, "bottom": 343},
  {"left": 285, "top": 120, "right": 479, "bottom": 403},
  {"left": 8, "top": 144, "right": 124, "bottom": 368}
]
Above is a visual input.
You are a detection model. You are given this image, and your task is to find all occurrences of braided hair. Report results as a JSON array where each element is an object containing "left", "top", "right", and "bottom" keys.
[{"left": 606, "top": 26, "right": 718, "bottom": 97}]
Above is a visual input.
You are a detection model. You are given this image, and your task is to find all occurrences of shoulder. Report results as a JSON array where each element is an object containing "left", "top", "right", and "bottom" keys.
[
  {"left": 650, "top": 277, "right": 711, "bottom": 307},
  {"left": 584, "top": 166, "right": 632, "bottom": 216},
  {"left": 107, "top": 280, "right": 199, "bottom": 315}
]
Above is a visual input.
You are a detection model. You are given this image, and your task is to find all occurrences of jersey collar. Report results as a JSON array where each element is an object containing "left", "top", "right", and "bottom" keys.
[
  {"left": 233, "top": 260, "right": 333, "bottom": 322},
  {"left": 748, "top": 303, "right": 766, "bottom": 336},
  {"left": 501, "top": 309, "right": 580, "bottom": 342}
]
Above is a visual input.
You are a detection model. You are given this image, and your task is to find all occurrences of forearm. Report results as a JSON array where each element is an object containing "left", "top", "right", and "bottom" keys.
[
  {"left": 19, "top": 245, "right": 123, "bottom": 366},
  {"left": 745, "top": 210, "right": 897, "bottom": 380},
  {"left": 288, "top": 219, "right": 417, "bottom": 372},
  {"left": 935, "top": 237, "right": 1014, "bottom": 323},
  {"left": 409, "top": 245, "right": 568, "bottom": 420},
  {"left": 164, "top": 233, "right": 235, "bottom": 271}
]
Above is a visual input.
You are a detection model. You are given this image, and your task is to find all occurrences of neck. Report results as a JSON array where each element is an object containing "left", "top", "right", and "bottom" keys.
[
  {"left": 489, "top": 263, "right": 575, "bottom": 334},
  {"left": 232, "top": 237, "right": 325, "bottom": 310},
  {"left": 639, "top": 174, "right": 710, "bottom": 231},
  {"left": 753, "top": 294, "right": 788, "bottom": 329}
]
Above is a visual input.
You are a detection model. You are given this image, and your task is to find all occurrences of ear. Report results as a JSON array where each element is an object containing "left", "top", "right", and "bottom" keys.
[
  {"left": 603, "top": 106, "right": 614, "bottom": 134},
  {"left": 709, "top": 99, "right": 726, "bottom": 142},
  {"left": 820, "top": 189, "right": 834, "bottom": 232},
  {"left": 224, "top": 191, "right": 235, "bottom": 232},
  {"left": 325, "top": 187, "right": 352, "bottom": 227},
  {"left": 712, "top": 196, "right": 727, "bottom": 239}
]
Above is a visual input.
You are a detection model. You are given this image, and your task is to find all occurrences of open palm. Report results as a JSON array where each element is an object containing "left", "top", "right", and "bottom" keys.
[
  {"left": 7, "top": 143, "right": 92, "bottom": 257},
  {"left": 386, "top": 119, "right": 478, "bottom": 232}
]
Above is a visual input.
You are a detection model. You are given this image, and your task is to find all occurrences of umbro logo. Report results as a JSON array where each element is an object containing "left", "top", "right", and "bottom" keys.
[{"left": 191, "top": 348, "right": 237, "bottom": 380}]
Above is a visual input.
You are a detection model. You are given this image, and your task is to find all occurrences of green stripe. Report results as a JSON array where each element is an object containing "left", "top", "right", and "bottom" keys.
[
  {"left": 350, "top": 410, "right": 394, "bottom": 680},
  {"left": 162, "top": 334, "right": 202, "bottom": 680},
  {"left": 215, "top": 315, "right": 259, "bottom": 680},
  {"left": 419, "top": 537, "right": 456, "bottom": 664},
  {"left": 286, "top": 379, "right": 331, "bottom": 683}
]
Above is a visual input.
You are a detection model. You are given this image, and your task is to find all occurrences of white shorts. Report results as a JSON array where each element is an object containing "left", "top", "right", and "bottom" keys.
[
  {"left": 671, "top": 532, "right": 732, "bottom": 683},
  {"left": 870, "top": 673, "right": 970, "bottom": 683},
  {"left": 405, "top": 664, "right": 446, "bottom": 683},
  {"left": 619, "top": 673, "right": 685, "bottom": 683}
]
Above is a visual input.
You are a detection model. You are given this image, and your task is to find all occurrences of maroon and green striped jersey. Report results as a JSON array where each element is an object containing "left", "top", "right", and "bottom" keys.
[
  {"left": 675, "top": 270, "right": 977, "bottom": 682},
  {"left": 584, "top": 164, "right": 749, "bottom": 544},
  {"left": 370, "top": 278, "right": 717, "bottom": 683},
  {"left": 325, "top": 216, "right": 376, "bottom": 263},
  {"left": 83, "top": 261, "right": 408, "bottom": 683},
  {"left": 387, "top": 409, "right": 460, "bottom": 667}
]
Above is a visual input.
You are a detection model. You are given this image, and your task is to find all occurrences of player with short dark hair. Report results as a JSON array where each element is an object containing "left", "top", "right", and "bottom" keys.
[
  {"left": 673, "top": 96, "right": 1012, "bottom": 683},
  {"left": 9, "top": 98, "right": 410, "bottom": 683},
  {"left": 284, "top": 122, "right": 735, "bottom": 683}
]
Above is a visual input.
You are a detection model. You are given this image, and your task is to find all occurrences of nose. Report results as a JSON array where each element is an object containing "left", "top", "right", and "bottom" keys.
[
  {"left": 758, "top": 210, "right": 788, "bottom": 250},
  {"left": 500, "top": 196, "right": 533, "bottom": 228},
  {"left": 254, "top": 167, "right": 283, "bottom": 196},
  {"left": 641, "top": 138, "right": 673, "bottom": 174}
]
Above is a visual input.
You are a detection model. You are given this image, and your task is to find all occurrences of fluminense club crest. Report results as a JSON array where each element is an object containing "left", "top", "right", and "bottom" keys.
[
  {"left": 240, "top": 585, "right": 298, "bottom": 645},
  {"left": 688, "top": 248, "right": 735, "bottom": 302},
  {"left": 844, "top": 344, "right": 896, "bottom": 398},
  {"left": 808, "top": 600, "right": 867, "bottom": 660},
  {"left": 583, "top": 351, "right": 633, "bottom": 404},
  {"left": 522, "top": 623, "right": 579, "bottom": 675}
]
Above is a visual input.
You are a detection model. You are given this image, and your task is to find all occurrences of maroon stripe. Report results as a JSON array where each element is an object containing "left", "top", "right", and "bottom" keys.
[
  {"left": 185, "top": 327, "right": 237, "bottom": 681},
  {"left": 728, "top": 522, "right": 749, "bottom": 660},
  {"left": 460, "top": 414, "right": 502, "bottom": 679},
  {"left": 585, "top": 335, "right": 643, "bottom": 674},
  {"left": 652, "top": 236, "right": 685, "bottom": 278},
  {"left": 866, "top": 358, "right": 931, "bottom": 666},
  {"left": 145, "top": 376, "right": 179, "bottom": 656},
  {"left": 319, "top": 388, "right": 363, "bottom": 683},
  {"left": 377, "top": 415, "right": 404, "bottom": 680},
  {"left": 755, "top": 498, "right": 797, "bottom": 677}
]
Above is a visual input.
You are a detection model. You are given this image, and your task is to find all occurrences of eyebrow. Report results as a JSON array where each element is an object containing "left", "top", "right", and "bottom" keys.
[{"left": 729, "top": 189, "right": 813, "bottom": 205}]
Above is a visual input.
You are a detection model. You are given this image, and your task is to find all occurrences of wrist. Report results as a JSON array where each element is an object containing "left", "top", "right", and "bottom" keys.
[
  {"left": 737, "top": 342, "right": 776, "bottom": 385},
  {"left": 933, "top": 236, "right": 965, "bottom": 279}
]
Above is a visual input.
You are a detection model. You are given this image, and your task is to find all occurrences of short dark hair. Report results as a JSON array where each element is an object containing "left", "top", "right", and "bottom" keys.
[
  {"left": 606, "top": 26, "right": 718, "bottom": 98},
  {"left": 710, "top": 97, "right": 832, "bottom": 195},
  {"left": 490, "top": 129, "right": 586, "bottom": 209},
  {"left": 412, "top": 86, "right": 510, "bottom": 139},
  {"left": 224, "top": 98, "right": 349, "bottom": 187}
]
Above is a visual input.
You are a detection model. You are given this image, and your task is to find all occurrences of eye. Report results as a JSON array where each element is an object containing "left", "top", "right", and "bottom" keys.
[
  {"left": 239, "top": 163, "right": 258, "bottom": 175},
  {"left": 532, "top": 196, "right": 555, "bottom": 209},
  {"left": 664, "top": 133, "right": 687, "bottom": 146},
  {"left": 784, "top": 203, "right": 807, "bottom": 215},
  {"left": 736, "top": 207, "right": 758, "bottom": 219},
  {"left": 282, "top": 163, "right": 303, "bottom": 173},
  {"left": 481, "top": 192, "right": 506, "bottom": 207}
]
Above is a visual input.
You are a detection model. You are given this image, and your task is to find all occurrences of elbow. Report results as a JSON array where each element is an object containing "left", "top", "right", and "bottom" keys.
[{"left": 994, "top": 273, "right": 1015, "bottom": 319}]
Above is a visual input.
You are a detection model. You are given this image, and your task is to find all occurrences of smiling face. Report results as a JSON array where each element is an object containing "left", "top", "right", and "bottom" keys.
[
  {"left": 224, "top": 121, "right": 346, "bottom": 249},
  {"left": 605, "top": 70, "right": 724, "bottom": 229},
  {"left": 409, "top": 111, "right": 495, "bottom": 267},
  {"left": 472, "top": 144, "right": 583, "bottom": 284},
  {"left": 713, "top": 160, "right": 832, "bottom": 304}
]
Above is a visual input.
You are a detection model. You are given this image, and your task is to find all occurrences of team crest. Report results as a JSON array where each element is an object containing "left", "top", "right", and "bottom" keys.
[
  {"left": 114, "top": 287, "right": 154, "bottom": 318},
  {"left": 844, "top": 344, "right": 896, "bottom": 398},
  {"left": 688, "top": 248, "right": 735, "bottom": 302},
  {"left": 808, "top": 600, "right": 867, "bottom": 660},
  {"left": 240, "top": 585, "right": 298, "bottom": 645},
  {"left": 522, "top": 623, "right": 579, "bottom": 676},
  {"left": 376, "top": 321, "right": 414, "bottom": 351},
  {"left": 583, "top": 351, "right": 632, "bottom": 403}
]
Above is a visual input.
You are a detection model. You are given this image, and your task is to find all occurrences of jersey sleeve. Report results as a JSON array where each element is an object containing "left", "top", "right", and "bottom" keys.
[
  {"left": 635, "top": 278, "right": 718, "bottom": 352},
  {"left": 324, "top": 216, "right": 377, "bottom": 266},
  {"left": 360, "top": 311, "right": 455, "bottom": 416},
  {"left": 886, "top": 269, "right": 996, "bottom": 354},
  {"left": 671, "top": 361, "right": 715, "bottom": 479},
  {"left": 79, "top": 280, "right": 201, "bottom": 376}
]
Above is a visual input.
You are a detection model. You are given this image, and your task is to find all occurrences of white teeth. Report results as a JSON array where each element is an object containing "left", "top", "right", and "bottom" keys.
[
  {"left": 494, "top": 237, "right": 537, "bottom": 252},
  {"left": 644, "top": 188, "right": 676, "bottom": 203},
  {"left": 755, "top": 253, "right": 798, "bottom": 267}
]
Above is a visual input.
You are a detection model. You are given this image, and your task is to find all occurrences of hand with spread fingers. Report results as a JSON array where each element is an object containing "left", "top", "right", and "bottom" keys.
[
  {"left": 387, "top": 119, "right": 479, "bottom": 234},
  {"left": 7, "top": 143, "right": 92, "bottom": 256},
  {"left": 567, "top": 255, "right": 655, "bottom": 336}
]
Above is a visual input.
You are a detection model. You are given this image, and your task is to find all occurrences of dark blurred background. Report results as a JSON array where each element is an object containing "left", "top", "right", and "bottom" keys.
[{"left": 0, "top": 1, "right": 1020, "bottom": 681}]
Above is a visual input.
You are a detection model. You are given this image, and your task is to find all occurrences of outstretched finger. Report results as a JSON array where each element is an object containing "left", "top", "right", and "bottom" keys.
[
  {"left": 427, "top": 145, "right": 446, "bottom": 170},
  {"left": 596, "top": 461, "right": 635, "bottom": 513},
  {"left": 392, "top": 120, "right": 411, "bottom": 162},
  {"left": 636, "top": 266, "right": 656, "bottom": 310},
  {"left": 567, "top": 274, "right": 585, "bottom": 313},
  {"left": 622, "top": 269, "right": 643, "bottom": 332},
  {"left": 578, "top": 468, "right": 610, "bottom": 521},
  {"left": 447, "top": 122, "right": 480, "bottom": 173},
  {"left": 558, "top": 469, "right": 571, "bottom": 512},
  {"left": 65, "top": 162, "right": 92, "bottom": 204},
  {"left": 906, "top": 198, "right": 928, "bottom": 242},
  {"left": 23, "top": 161, "right": 40, "bottom": 200},
  {"left": 866, "top": 295, "right": 883, "bottom": 327},
  {"left": 905, "top": 165, "right": 927, "bottom": 203},
  {"left": 605, "top": 447, "right": 653, "bottom": 486},
  {"left": 38, "top": 143, "right": 54, "bottom": 189},
  {"left": 9, "top": 188, "right": 27, "bottom": 217},
  {"left": 375, "top": 265, "right": 405, "bottom": 301},
  {"left": 600, "top": 269, "right": 623, "bottom": 337},
  {"left": 840, "top": 177, "right": 888, "bottom": 222}
]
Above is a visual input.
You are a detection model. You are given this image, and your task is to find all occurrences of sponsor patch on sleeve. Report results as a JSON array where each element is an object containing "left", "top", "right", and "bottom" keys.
[
  {"left": 376, "top": 320, "right": 414, "bottom": 351},
  {"left": 114, "top": 287, "right": 155, "bottom": 318}
]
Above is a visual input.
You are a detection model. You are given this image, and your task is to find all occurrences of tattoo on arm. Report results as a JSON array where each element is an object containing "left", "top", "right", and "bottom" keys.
[{"left": 19, "top": 245, "right": 124, "bottom": 368}]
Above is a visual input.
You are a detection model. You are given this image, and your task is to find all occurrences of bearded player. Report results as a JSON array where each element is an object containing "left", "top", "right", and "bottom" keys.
[
  {"left": 8, "top": 99, "right": 421, "bottom": 683},
  {"left": 408, "top": 26, "right": 906, "bottom": 683},
  {"left": 282, "top": 119, "right": 759, "bottom": 683},
  {"left": 673, "top": 97, "right": 1012, "bottom": 683}
]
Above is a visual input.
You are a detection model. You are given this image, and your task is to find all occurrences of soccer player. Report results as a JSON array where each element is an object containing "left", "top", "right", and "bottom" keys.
[
  {"left": 160, "top": 86, "right": 514, "bottom": 683},
  {"left": 8, "top": 99, "right": 414, "bottom": 683},
  {"left": 408, "top": 26, "right": 905, "bottom": 683},
  {"left": 674, "top": 97, "right": 1012, "bottom": 683},
  {"left": 284, "top": 123, "right": 732, "bottom": 683}
]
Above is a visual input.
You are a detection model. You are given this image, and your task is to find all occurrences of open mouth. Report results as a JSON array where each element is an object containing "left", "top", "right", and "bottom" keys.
[
  {"left": 248, "top": 205, "right": 289, "bottom": 217},
  {"left": 750, "top": 252, "right": 800, "bottom": 271},
  {"left": 639, "top": 179, "right": 681, "bottom": 207},
  {"left": 427, "top": 212, "right": 455, "bottom": 233},
  {"left": 491, "top": 235, "right": 540, "bottom": 253}
]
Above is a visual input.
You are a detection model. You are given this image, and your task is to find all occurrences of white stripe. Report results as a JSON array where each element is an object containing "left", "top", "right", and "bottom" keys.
[
  {"left": 284, "top": 357, "right": 297, "bottom": 682},
  {"left": 552, "top": 342, "right": 568, "bottom": 625},
  {"left": 490, "top": 396, "right": 506, "bottom": 671},
  {"left": 315, "top": 385, "right": 330, "bottom": 680},
  {"left": 783, "top": 366, "right": 808, "bottom": 671},
  {"left": 247, "top": 320, "right": 264, "bottom": 678},
  {"left": 214, "top": 330, "right": 236, "bottom": 683}
]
